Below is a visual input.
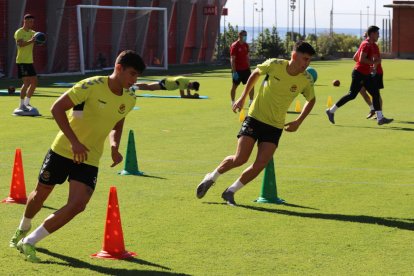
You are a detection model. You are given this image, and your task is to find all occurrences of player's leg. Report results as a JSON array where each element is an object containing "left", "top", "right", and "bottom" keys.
[
  {"left": 365, "top": 77, "right": 392, "bottom": 125},
  {"left": 17, "top": 180, "right": 94, "bottom": 263},
  {"left": 136, "top": 82, "right": 161, "bottom": 90},
  {"left": 24, "top": 76, "right": 37, "bottom": 107},
  {"left": 241, "top": 69, "right": 255, "bottom": 105},
  {"left": 196, "top": 135, "right": 256, "bottom": 199},
  {"left": 359, "top": 87, "right": 375, "bottom": 119},
  {"left": 19, "top": 76, "right": 30, "bottom": 110},
  {"left": 230, "top": 82, "right": 239, "bottom": 105},
  {"left": 326, "top": 70, "right": 364, "bottom": 124},
  {"left": 9, "top": 183, "right": 54, "bottom": 248}
]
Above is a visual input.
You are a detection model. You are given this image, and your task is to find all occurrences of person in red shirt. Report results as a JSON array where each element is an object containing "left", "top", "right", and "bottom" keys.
[
  {"left": 230, "top": 30, "right": 254, "bottom": 106},
  {"left": 326, "top": 26, "right": 392, "bottom": 125}
]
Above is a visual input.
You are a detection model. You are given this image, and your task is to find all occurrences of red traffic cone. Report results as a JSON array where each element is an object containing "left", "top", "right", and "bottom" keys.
[
  {"left": 91, "top": 186, "right": 136, "bottom": 259},
  {"left": 2, "top": 149, "right": 27, "bottom": 204}
]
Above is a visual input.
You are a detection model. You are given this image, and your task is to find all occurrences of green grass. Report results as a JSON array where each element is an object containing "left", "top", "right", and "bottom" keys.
[{"left": 0, "top": 59, "right": 413, "bottom": 275}]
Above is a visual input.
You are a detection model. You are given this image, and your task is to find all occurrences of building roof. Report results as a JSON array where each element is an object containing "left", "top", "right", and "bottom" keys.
[{"left": 384, "top": 1, "right": 414, "bottom": 8}]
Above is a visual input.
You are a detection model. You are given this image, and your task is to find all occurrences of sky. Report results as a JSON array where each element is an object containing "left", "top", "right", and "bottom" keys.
[{"left": 222, "top": 0, "right": 393, "bottom": 30}]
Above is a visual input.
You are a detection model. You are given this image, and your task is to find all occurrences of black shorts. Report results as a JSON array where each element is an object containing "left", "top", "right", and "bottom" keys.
[
  {"left": 158, "top": 79, "right": 167, "bottom": 90},
  {"left": 233, "top": 69, "right": 251, "bottom": 85},
  {"left": 237, "top": 116, "right": 283, "bottom": 145},
  {"left": 17, "top": 63, "right": 37, "bottom": 79},
  {"left": 372, "top": 74, "right": 384, "bottom": 89},
  {"left": 38, "top": 149, "right": 98, "bottom": 190}
]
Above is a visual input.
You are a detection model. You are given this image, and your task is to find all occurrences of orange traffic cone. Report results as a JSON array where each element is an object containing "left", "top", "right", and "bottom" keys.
[
  {"left": 91, "top": 186, "right": 136, "bottom": 259},
  {"left": 1, "top": 149, "right": 27, "bottom": 204}
]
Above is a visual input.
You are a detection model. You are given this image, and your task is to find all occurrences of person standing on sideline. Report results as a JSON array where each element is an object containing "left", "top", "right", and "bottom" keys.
[
  {"left": 230, "top": 30, "right": 254, "bottom": 107},
  {"left": 326, "top": 26, "right": 392, "bottom": 125},
  {"left": 14, "top": 14, "right": 38, "bottom": 111},
  {"left": 9, "top": 50, "right": 146, "bottom": 263},
  {"left": 196, "top": 41, "right": 316, "bottom": 206}
]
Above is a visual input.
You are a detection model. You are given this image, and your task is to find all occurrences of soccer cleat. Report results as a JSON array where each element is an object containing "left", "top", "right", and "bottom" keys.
[
  {"left": 9, "top": 227, "right": 31, "bottom": 248},
  {"left": 16, "top": 240, "right": 40, "bottom": 263},
  {"left": 221, "top": 189, "right": 237, "bottom": 206},
  {"left": 366, "top": 110, "right": 376, "bottom": 119},
  {"left": 377, "top": 117, "right": 393, "bottom": 125},
  {"left": 196, "top": 174, "right": 215, "bottom": 199},
  {"left": 325, "top": 109, "right": 335, "bottom": 124}
]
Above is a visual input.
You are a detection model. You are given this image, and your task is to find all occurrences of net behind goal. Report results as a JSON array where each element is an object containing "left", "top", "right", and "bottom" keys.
[{"left": 51, "top": 5, "right": 168, "bottom": 75}]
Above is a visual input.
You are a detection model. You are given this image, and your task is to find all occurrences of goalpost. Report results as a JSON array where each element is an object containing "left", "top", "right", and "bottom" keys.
[{"left": 76, "top": 5, "right": 168, "bottom": 75}]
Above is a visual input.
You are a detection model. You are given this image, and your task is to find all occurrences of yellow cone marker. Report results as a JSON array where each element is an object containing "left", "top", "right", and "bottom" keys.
[
  {"left": 295, "top": 100, "right": 301, "bottom": 112},
  {"left": 327, "top": 96, "right": 333, "bottom": 108},
  {"left": 239, "top": 108, "right": 245, "bottom": 122}
]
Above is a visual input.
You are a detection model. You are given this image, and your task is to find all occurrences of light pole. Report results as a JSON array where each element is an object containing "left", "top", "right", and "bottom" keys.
[
  {"left": 253, "top": 2, "right": 257, "bottom": 49},
  {"left": 367, "top": 6, "right": 369, "bottom": 27},
  {"left": 303, "top": 0, "right": 306, "bottom": 38},
  {"left": 256, "top": 4, "right": 263, "bottom": 43},
  {"left": 274, "top": 0, "right": 277, "bottom": 28},
  {"left": 374, "top": 0, "right": 376, "bottom": 25},
  {"left": 243, "top": 0, "right": 245, "bottom": 30},
  {"left": 290, "top": 0, "right": 296, "bottom": 42}
]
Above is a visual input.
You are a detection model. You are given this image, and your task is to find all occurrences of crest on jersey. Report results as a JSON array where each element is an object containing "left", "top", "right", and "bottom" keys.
[
  {"left": 118, "top": 104, "right": 126, "bottom": 114},
  {"left": 290, "top": 85, "right": 298, "bottom": 93}
]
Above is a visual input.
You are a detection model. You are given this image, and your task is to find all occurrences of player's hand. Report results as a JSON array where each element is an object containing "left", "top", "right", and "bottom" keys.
[
  {"left": 284, "top": 120, "right": 300, "bottom": 132},
  {"left": 232, "top": 72, "right": 239, "bottom": 81},
  {"left": 232, "top": 98, "right": 245, "bottom": 113},
  {"left": 71, "top": 141, "right": 89, "bottom": 164},
  {"left": 110, "top": 148, "right": 123, "bottom": 167}
]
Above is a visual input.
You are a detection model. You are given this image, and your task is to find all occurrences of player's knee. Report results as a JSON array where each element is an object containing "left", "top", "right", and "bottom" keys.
[
  {"left": 68, "top": 202, "right": 88, "bottom": 215},
  {"left": 233, "top": 156, "right": 248, "bottom": 167}
]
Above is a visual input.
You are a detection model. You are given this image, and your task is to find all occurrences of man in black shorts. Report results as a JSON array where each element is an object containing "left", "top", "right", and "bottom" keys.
[
  {"left": 14, "top": 14, "right": 39, "bottom": 112},
  {"left": 230, "top": 30, "right": 254, "bottom": 106},
  {"left": 9, "top": 50, "right": 146, "bottom": 262},
  {"left": 196, "top": 41, "right": 316, "bottom": 206}
]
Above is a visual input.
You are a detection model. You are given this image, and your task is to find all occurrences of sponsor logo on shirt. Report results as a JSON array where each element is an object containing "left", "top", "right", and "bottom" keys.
[{"left": 290, "top": 85, "right": 297, "bottom": 93}]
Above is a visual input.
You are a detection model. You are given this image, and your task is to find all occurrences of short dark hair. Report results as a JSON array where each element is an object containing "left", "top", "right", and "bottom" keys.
[
  {"left": 367, "top": 25, "right": 380, "bottom": 36},
  {"left": 239, "top": 30, "right": 247, "bottom": 36},
  {"left": 24, "top": 14, "right": 34, "bottom": 20},
  {"left": 293, "top": 41, "right": 316, "bottom": 56},
  {"left": 115, "top": 50, "right": 146, "bottom": 73},
  {"left": 192, "top": 81, "right": 200, "bottom": 91}
]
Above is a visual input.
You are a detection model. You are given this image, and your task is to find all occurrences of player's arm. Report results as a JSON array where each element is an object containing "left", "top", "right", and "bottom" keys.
[
  {"left": 353, "top": 51, "right": 359, "bottom": 62},
  {"left": 16, "top": 37, "right": 34, "bottom": 47},
  {"left": 50, "top": 92, "right": 89, "bottom": 163},
  {"left": 232, "top": 68, "right": 260, "bottom": 112},
  {"left": 109, "top": 118, "right": 125, "bottom": 167},
  {"left": 230, "top": 55, "right": 237, "bottom": 72},
  {"left": 284, "top": 97, "right": 316, "bottom": 132}
]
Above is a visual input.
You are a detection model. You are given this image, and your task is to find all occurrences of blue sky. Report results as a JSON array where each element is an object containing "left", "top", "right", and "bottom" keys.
[{"left": 222, "top": 0, "right": 393, "bottom": 29}]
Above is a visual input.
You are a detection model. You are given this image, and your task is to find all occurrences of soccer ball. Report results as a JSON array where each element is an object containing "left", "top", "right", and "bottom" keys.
[
  {"left": 34, "top": 32, "right": 46, "bottom": 45},
  {"left": 332, "top": 80, "right": 340, "bottom": 87},
  {"left": 8, "top": 86, "right": 15, "bottom": 94},
  {"left": 305, "top": 66, "right": 318, "bottom": 83}
]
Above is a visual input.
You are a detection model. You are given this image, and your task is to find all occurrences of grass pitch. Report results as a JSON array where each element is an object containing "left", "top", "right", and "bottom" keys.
[{"left": 0, "top": 59, "right": 413, "bottom": 275}]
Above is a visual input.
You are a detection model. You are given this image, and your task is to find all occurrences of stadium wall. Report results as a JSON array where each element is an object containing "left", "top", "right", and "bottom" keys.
[{"left": 1, "top": 0, "right": 227, "bottom": 77}]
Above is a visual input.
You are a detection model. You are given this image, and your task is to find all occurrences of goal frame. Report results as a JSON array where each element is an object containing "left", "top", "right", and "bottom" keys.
[{"left": 76, "top": 4, "right": 168, "bottom": 75}]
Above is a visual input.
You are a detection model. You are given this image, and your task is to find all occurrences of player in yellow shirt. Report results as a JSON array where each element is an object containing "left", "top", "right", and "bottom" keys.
[
  {"left": 196, "top": 41, "right": 316, "bottom": 206},
  {"left": 136, "top": 76, "right": 200, "bottom": 98},
  {"left": 14, "top": 14, "right": 38, "bottom": 111},
  {"left": 9, "top": 50, "right": 146, "bottom": 263}
]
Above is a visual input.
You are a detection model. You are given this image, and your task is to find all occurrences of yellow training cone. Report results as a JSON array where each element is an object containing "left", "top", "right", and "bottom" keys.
[
  {"left": 327, "top": 96, "right": 333, "bottom": 108},
  {"left": 295, "top": 100, "right": 301, "bottom": 112},
  {"left": 239, "top": 108, "right": 245, "bottom": 122}
]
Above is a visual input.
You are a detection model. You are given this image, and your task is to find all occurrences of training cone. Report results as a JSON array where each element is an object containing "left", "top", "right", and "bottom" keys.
[
  {"left": 254, "top": 158, "right": 285, "bottom": 204},
  {"left": 2, "top": 149, "right": 27, "bottom": 204},
  {"left": 91, "top": 186, "right": 137, "bottom": 259},
  {"left": 294, "top": 100, "right": 301, "bottom": 112},
  {"left": 119, "top": 130, "right": 144, "bottom": 176},
  {"left": 239, "top": 108, "right": 246, "bottom": 122},
  {"left": 327, "top": 96, "right": 333, "bottom": 108}
]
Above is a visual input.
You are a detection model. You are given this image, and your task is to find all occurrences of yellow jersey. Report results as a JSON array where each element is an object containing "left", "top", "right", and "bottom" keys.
[
  {"left": 14, "top": 27, "right": 35, "bottom": 63},
  {"left": 248, "top": 59, "right": 315, "bottom": 129},
  {"left": 164, "top": 76, "right": 189, "bottom": 90},
  {"left": 51, "top": 76, "right": 136, "bottom": 167}
]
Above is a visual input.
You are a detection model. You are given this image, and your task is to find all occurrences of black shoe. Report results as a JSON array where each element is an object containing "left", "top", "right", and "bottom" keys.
[
  {"left": 196, "top": 174, "right": 215, "bottom": 199},
  {"left": 366, "top": 110, "right": 375, "bottom": 119},
  {"left": 326, "top": 109, "right": 335, "bottom": 124},
  {"left": 378, "top": 117, "right": 393, "bottom": 125},
  {"left": 221, "top": 189, "right": 237, "bottom": 206}
]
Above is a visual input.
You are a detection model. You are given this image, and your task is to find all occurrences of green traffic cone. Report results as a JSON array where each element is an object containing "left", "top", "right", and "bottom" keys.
[
  {"left": 254, "top": 157, "right": 285, "bottom": 204},
  {"left": 118, "top": 130, "right": 144, "bottom": 176}
]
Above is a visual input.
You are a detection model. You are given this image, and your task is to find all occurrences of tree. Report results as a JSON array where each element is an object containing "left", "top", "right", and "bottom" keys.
[
  {"left": 217, "top": 23, "right": 239, "bottom": 61},
  {"left": 255, "top": 27, "right": 286, "bottom": 59}
]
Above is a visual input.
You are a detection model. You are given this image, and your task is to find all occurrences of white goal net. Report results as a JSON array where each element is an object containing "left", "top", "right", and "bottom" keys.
[{"left": 50, "top": 5, "right": 168, "bottom": 75}]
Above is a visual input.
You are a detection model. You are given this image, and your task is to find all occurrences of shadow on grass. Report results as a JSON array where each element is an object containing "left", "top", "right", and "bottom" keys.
[
  {"left": 203, "top": 201, "right": 319, "bottom": 210},
  {"left": 42, "top": 205, "right": 58, "bottom": 211},
  {"left": 37, "top": 248, "right": 189, "bottom": 275},
  {"left": 139, "top": 174, "right": 168, "bottom": 180},
  {"left": 335, "top": 124, "right": 414, "bottom": 132},
  {"left": 237, "top": 204, "right": 414, "bottom": 231},
  {"left": 204, "top": 202, "right": 414, "bottom": 230}
]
